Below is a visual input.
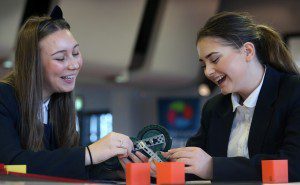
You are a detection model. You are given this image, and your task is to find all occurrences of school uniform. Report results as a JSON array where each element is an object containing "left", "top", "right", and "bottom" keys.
[
  {"left": 187, "top": 67, "right": 300, "bottom": 181},
  {"left": 0, "top": 83, "right": 119, "bottom": 180},
  {"left": 0, "top": 82, "right": 88, "bottom": 179}
]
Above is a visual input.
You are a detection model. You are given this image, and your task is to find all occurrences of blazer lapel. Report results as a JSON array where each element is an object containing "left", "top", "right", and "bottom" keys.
[
  {"left": 248, "top": 67, "right": 280, "bottom": 156},
  {"left": 214, "top": 95, "right": 235, "bottom": 156}
]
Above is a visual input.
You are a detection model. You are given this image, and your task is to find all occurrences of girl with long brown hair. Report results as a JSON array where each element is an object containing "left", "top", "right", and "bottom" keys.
[{"left": 0, "top": 6, "right": 133, "bottom": 179}]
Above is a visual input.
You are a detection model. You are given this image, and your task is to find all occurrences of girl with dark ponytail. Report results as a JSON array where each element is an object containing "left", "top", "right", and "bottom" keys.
[
  {"left": 256, "top": 25, "right": 299, "bottom": 74},
  {"left": 165, "top": 12, "right": 300, "bottom": 182}
]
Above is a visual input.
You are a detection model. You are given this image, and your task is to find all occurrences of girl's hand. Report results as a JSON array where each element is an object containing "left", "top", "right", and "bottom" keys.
[
  {"left": 86, "top": 132, "right": 133, "bottom": 165},
  {"left": 168, "top": 147, "right": 213, "bottom": 179}
]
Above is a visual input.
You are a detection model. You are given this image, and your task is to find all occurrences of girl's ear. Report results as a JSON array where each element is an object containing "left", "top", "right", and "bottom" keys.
[{"left": 243, "top": 42, "right": 255, "bottom": 62}]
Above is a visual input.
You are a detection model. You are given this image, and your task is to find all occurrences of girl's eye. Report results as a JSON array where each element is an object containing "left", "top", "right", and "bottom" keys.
[
  {"left": 55, "top": 58, "right": 65, "bottom": 61},
  {"left": 73, "top": 53, "right": 79, "bottom": 56},
  {"left": 212, "top": 57, "right": 220, "bottom": 63}
]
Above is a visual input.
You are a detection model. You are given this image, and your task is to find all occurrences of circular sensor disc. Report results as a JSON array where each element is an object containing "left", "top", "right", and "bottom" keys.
[{"left": 137, "top": 124, "right": 172, "bottom": 152}]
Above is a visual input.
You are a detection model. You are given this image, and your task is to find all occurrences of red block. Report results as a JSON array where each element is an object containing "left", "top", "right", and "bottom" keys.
[
  {"left": 126, "top": 163, "right": 150, "bottom": 185},
  {"left": 156, "top": 162, "right": 185, "bottom": 185},
  {"left": 262, "top": 160, "right": 288, "bottom": 183},
  {"left": 0, "top": 164, "right": 7, "bottom": 174}
]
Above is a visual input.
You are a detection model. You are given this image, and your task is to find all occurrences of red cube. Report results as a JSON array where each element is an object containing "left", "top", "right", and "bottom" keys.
[
  {"left": 0, "top": 164, "right": 7, "bottom": 174},
  {"left": 156, "top": 162, "right": 185, "bottom": 185},
  {"left": 262, "top": 160, "right": 288, "bottom": 183},
  {"left": 126, "top": 163, "right": 150, "bottom": 185}
]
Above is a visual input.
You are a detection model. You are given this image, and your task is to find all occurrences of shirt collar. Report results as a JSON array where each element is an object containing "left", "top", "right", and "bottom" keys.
[
  {"left": 231, "top": 66, "right": 266, "bottom": 112},
  {"left": 43, "top": 98, "right": 50, "bottom": 111},
  {"left": 39, "top": 98, "right": 50, "bottom": 125}
]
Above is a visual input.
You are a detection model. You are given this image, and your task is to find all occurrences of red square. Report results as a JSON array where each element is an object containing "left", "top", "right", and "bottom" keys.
[
  {"left": 261, "top": 160, "right": 288, "bottom": 183},
  {"left": 156, "top": 162, "right": 185, "bottom": 185},
  {"left": 126, "top": 163, "right": 150, "bottom": 185},
  {"left": 0, "top": 164, "right": 7, "bottom": 174}
]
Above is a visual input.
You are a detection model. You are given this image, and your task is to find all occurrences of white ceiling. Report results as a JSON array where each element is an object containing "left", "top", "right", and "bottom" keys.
[
  {"left": 0, "top": 0, "right": 300, "bottom": 90},
  {"left": 58, "top": 0, "right": 220, "bottom": 89},
  {"left": 130, "top": 0, "right": 219, "bottom": 88},
  {"left": 59, "top": 0, "right": 146, "bottom": 82}
]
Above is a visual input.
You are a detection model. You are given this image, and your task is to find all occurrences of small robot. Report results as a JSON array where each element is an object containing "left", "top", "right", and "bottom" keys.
[
  {"left": 102, "top": 124, "right": 172, "bottom": 169},
  {"left": 131, "top": 124, "right": 172, "bottom": 162}
]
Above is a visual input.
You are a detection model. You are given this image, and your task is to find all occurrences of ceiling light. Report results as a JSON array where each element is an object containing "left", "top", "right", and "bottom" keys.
[
  {"left": 198, "top": 83, "right": 211, "bottom": 96},
  {"left": 3, "top": 60, "right": 13, "bottom": 69}
]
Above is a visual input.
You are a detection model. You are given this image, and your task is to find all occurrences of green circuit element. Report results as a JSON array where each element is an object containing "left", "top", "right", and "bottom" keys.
[
  {"left": 170, "top": 101, "right": 185, "bottom": 112},
  {"left": 103, "top": 125, "right": 171, "bottom": 169},
  {"left": 136, "top": 124, "right": 172, "bottom": 153},
  {"left": 130, "top": 137, "right": 138, "bottom": 143}
]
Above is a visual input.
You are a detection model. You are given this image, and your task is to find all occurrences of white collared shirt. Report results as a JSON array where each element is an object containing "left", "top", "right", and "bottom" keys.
[
  {"left": 41, "top": 99, "right": 50, "bottom": 124},
  {"left": 227, "top": 68, "right": 266, "bottom": 158},
  {"left": 40, "top": 99, "right": 79, "bottom": 130}
]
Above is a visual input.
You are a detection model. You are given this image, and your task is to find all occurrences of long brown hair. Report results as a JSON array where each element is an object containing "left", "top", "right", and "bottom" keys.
[
  {"left": 196, "top": 11, "right": 299, "bottom": 74},
  {"left": 2, "top": 16, "right": 79, "bottom": 151}
]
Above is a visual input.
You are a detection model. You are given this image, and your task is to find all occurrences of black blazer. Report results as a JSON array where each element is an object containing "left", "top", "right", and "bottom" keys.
[
  {"left": 187, "top": 67, "right": 300, "bottom": 182},
  {"left": 0, "top": 83, "right": 89, "bottom": 179}
]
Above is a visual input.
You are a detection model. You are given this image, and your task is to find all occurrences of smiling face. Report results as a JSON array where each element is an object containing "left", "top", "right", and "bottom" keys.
[
  {"left": 197, "top": 37, "right": 249, "bottom": 95},
  {"left": 39, "top": 29, "right": 83, "bottom": 100}
]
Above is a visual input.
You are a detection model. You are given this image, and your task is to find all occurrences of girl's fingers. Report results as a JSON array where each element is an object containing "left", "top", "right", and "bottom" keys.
[
  {"left": 185, "top": 166, "right": 195, "bottom": 174},
  {"left": 115, "top": 148, "right": 128, "bottom": 157},
  {"left": 135, "top": 151, "right": 149, "bottom": 162},
  {"left": 119, "top": 158, "right": 131, "bottom": 171},
  {"left": 129, "top": 153, "right": 143, "bottom": 163},
  {"left": 176, "top": 157, "right": 192, "bottom": 165},
  {"left": 161, "top": 151, "right": 170, "bottom": 159},
  {"left": 169, "top": 150, "right": 193, "bottom": 160},
  {"left": 168, "top": 147, "right": 195, "bottom": 154}
]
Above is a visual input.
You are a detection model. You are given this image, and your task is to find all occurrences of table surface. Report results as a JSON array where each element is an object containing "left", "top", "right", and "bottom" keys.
[{"left": 1, "top": 173, "right": 300, "bottom": 185}]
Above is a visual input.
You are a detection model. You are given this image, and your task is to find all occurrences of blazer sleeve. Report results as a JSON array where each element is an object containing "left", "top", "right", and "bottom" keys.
[{"left": 0, "top": 84, "right": 88, "bottom": 179}]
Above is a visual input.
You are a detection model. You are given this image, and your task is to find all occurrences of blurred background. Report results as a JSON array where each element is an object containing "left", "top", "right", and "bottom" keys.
[{"left": 1, "top": 0, "right": 300, "bottom": 147}]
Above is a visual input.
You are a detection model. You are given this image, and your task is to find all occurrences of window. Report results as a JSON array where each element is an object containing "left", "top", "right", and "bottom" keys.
[{"left": 79, "top": 111, "right": 113, "bottom": 145}]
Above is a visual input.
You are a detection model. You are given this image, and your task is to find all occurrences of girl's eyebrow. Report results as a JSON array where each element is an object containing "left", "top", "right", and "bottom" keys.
[
  {"left": 51, "top": 44, "right": 79, "bottom": 56},
  {"left": 199, "top": 52, "right": 219, "bottom": 62}
]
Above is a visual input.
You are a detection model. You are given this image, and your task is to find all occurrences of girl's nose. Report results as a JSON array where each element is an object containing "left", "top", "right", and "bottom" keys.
[
  {"left": 68, "top": 63, "right": 79, "bottom": 70},
  {"left": 204, "top": 64, "right": 215, "bottom": 77}
]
